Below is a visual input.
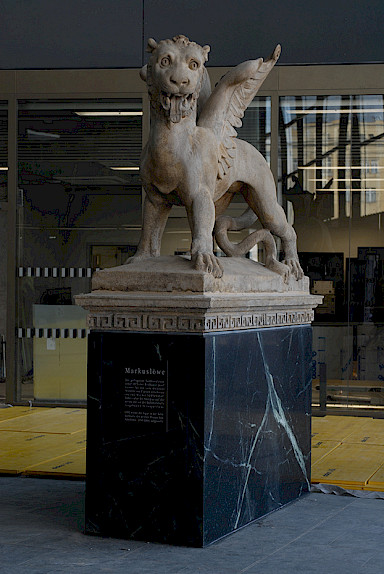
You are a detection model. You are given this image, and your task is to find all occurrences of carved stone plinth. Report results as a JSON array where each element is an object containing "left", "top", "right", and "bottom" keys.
[
  {"left": 76, "top": 257, "right": 321, "bottom": 547},
  {"left": 76, "top": 256, "right": 322, "bottom": 334}
]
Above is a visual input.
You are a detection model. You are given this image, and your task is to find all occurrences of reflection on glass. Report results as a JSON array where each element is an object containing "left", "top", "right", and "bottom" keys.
[
  {"left": 280, "top": 95, "right": 384, "bottom": 414},
  {"left": 0, "top": 104, "right": 6, "bottom": 202},
  {"left": 0, "top": 104, "right": 7, "bottom": 400},
  {"left": 16, "top": 100, "right": 142, "bottom": 403},
  {"left": 237, "top": 98, "right": 271, "bottom": 164}
]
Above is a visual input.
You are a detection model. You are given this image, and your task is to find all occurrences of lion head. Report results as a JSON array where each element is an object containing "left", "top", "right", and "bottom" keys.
[{"left": 141, "top": 35, "right": 210, "bottom": 123}]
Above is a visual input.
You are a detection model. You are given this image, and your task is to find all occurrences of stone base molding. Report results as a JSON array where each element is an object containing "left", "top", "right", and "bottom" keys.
[
  {"left": 76, "top": 290, "right": 321, "bottom": 334},
  {"left": 75, "top": 256, "right": 322, "bottom": 333}
]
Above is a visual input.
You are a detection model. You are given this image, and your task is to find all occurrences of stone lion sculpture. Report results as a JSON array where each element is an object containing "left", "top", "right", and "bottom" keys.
[{"left": 127, "top": 34, "right": 303, "bottom": 281}]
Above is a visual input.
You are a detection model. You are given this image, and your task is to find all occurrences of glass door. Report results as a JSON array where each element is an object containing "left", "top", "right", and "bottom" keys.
[{"left": 16, "top": 99, "right": 142, "bottom": 403}]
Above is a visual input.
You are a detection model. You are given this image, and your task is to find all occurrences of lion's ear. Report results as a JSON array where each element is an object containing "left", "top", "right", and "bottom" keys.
[
  {"left": 146, "top": 38, "right": 158, "bottom": 53},
  {"left": 140, "top": 65, "right": 148, "bottom": 82},
  {"left": 202, "top": 45, "right": 210, "bottom": 62}
]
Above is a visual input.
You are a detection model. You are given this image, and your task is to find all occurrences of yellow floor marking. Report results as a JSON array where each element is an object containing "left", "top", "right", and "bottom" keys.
[
  {"left": 0, "top": 407, "right": 86, "bottom": 434},
  {"left": 311, "top": 440, "right": 341, "bottom": 465},
  {"left": 0, "top": 430, "right": 86, "bottom": 474},
  {"left": 311, "top": 442, "right": 384, "bottom": 487},
  {"left": 0, "top": 407, "right": 46, "bottom": 421},
  {"left": 311, "top": 415, "right": 371, "bottom": 442},
  {"left": 364, "top": 463, "right": 384, "bottom": 490},
  {"left": 24, "top": 448, "right": 86, "bottom": 478},
  {"left": 0, "top": 428, "right": 86, "bottom": 453},
  {"left": 341, "top": 418, "right": 384, "bottom": 445}
]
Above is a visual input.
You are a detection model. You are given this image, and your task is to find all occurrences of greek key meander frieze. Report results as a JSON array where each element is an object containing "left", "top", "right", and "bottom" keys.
[{"left": 87, "top": 309, "right": 315, "bottom": 332}]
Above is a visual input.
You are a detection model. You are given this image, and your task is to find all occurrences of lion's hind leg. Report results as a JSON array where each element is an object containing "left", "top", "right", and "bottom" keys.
[
  {"left": 214, "top": 212, "right": 290, "bottom": 282},
  {"left": 241, "top": 183, "right": 303, "bottom": 280}
]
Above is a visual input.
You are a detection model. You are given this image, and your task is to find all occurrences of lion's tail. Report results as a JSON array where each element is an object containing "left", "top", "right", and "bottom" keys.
[{"left": 214, "top": 207, "right": 277, "bottom": 259}]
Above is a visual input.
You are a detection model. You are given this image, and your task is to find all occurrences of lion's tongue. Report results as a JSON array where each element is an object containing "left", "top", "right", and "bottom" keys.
[{"left": 170, "top": 96, "right": 183, "bottom": 123}]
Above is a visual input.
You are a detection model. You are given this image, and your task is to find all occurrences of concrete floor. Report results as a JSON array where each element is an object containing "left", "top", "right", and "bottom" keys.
[{"left": 1, "top": 477, "right": 384, "bottom": 573}]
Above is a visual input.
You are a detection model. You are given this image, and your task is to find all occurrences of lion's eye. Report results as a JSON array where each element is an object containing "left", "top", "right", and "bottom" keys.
[
  {"left": 189, "top": 60, "right": 199, "bottom": 70},
  {"left": 160, "top": 56, "right": 171, "bottom": 67}
]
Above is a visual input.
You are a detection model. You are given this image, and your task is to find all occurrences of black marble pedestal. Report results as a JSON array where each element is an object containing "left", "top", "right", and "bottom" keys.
[{"left": 85, "top": 325, "right": 312, "bottom": 547}]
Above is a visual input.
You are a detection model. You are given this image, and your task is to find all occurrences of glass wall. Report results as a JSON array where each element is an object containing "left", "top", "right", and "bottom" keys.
[
  {"left": 3, "top": 78, "right": 383, "bottom": 414},
  {"left": 280, "top": 95, "right": 384, "bottom": 413},
  {"left": 238, "top": 98, "right": 271, "bottom": 164},
  {"left": 11, "top": 95, "right": 271, "bottom": 405},
  {"left": 0, "top": 103, "right": 7, "bottom": 400},
  {"left": 16, "top": 100, "right": 142, "bottom": 403}
]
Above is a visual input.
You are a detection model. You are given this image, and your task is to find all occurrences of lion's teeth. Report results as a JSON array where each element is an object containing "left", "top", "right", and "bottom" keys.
[
  {"left": 159, "top": 90, "right": 196, "bottom": 121},
  {"left": 160, "top": 93, "right": 171, "bottom": 110}
]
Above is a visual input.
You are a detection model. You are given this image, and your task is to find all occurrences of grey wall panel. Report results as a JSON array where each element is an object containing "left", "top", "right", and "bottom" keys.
[
  {"left": 0, "top": 0, "right": 143, "bottom": 69},
  {"left": 144, "top": 0, "right": 384, "bottom": 66},
  {"left": 0, "top": 0, "right": 383, "bottom": 69}
]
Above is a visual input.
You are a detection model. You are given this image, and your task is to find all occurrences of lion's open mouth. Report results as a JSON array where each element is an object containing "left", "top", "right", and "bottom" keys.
[{"left": 160, "top": 92, "right": 195, "bottom": 123}]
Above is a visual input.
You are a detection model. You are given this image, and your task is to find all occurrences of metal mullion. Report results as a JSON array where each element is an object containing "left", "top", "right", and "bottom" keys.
[
  {"left": 270, "top": 92, "right": 280, "bottom": 202},
  {"left": 15, "top": 92, "right": 143, "bottom": 101},
  {"left": 315, "top": 96, "right": 324, "bottom": 194},
  {"left": 141, "top": 91, "right": 149, "bottom": 217},
  {"left": 6, "top": 97, "right": 17, "bottom": 403}
]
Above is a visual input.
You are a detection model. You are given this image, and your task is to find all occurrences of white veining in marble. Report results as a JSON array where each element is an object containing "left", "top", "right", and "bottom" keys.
[
  {"left": 202, "top": 331, "right": 310, "bottom": 530},
  {"left": 206, "top": 337, "right": 216, "bottom": 454},
  {"left": 233, "top": 333, "right": 309, "bottom": 527}
]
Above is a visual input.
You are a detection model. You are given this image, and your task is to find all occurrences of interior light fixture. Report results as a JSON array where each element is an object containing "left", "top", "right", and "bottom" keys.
[
  {"left": 285, "top": 108, "right": 383, "bottom": 114},
  {"left": 299, "top": 166, "right": 384, "bottom": 170},
  {"left": 315, "top": 188, "right": 384, "bottom": 192},
  {"left": 312, "top": 402, "right": 384, "bottom": 410},
  {"left": 110, "top": 166, "right": 140, "bottom": 171},
  {"left": 75, "top": 111, "right": 143, "bottom": 117},
  {"left": 310, "top": 178, "right": 384, "bottom": 182},
  {"left": 0, "top": 167, "right": 8, "bottom": 171}
]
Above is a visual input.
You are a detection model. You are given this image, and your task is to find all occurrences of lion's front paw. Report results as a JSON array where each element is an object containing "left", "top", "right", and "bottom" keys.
[
  {"left": 123, "top": 252, "right": 154, "bottom": 265},
  {"left": 192, "top": 252, "right": 224, "bottom": 278},
  {"left": 283, "top": 258, "right": 304, "bottom": 280},
  {"left": 265, "top": 258, "right": 290, "bottom": 283}
]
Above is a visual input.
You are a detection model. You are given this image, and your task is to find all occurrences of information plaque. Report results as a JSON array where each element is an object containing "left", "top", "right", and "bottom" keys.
[{"left": 123, "top": 365, "right": 168, "bottom": 430}]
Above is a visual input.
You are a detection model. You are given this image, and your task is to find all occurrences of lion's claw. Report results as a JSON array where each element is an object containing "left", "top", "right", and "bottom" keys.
[
  {"left": 265, "top": 259, "right": 290, "bottom": 283},
  {"left": 283, "top": 258, "right": 304, "bottom": 280},
  {"left": 193, "top": 252, "right": 223, "bottom": 278}
]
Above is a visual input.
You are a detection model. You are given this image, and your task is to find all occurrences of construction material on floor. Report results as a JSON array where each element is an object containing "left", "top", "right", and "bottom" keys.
[
  {"left": 0, "top": 407, "right": 384, "bottom": 491},
  {"left": 311, "top": 415, "right": 384, "bottom": 491},
  {"left": 0, "top": 406, "right": 86, "bottom": 478}
]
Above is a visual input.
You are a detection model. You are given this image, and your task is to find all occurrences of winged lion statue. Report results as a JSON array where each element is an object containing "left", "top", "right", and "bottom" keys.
[{"left": 127, "top": 35, "right": 303, "bottom": 282}]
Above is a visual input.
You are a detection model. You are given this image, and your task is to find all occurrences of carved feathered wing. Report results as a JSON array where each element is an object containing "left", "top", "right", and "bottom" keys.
[{"left": 197, "top": 45, "right": 281, "bottom": 179}]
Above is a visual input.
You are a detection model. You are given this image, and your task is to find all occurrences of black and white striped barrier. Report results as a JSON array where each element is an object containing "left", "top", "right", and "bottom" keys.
[
  {"left": 17, "top": 267, "right": 100, "bottom": 278},
  {"left": 17, "top": 328, "right": 89, "bottom": 339}
]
